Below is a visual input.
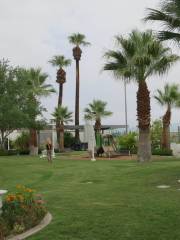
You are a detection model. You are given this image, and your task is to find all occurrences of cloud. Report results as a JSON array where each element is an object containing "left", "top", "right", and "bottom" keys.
[{"left": 0, "top": 0, "right": 179, "bottom": 129}]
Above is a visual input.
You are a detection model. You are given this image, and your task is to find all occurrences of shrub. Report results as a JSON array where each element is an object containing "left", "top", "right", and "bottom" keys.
[
  {"left": 117, "top": 132, "right": 137, "bottom": 151},
  {"left": 1, "top": 185, "right": 47, "bottom": 237},
  {"left": 152, "top": 148, "right": 173, "bottom": 156},
  {"left": 64, "top": 132, "right": 75, "bottom": 148},
  {"left": 151, "top": 119, "right": 163, "bottom": 150},
  {"left": 13, "top": 132, "right": 30, "bottom": 153}
]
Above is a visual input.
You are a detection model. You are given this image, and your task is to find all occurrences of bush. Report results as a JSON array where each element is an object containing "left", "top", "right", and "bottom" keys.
[
  {"left": 13, "top": 132, "right": 30, "bottom": 153},
  {"left": 152, "top": 148, "right": 173, "bottom": 156},
  {"left": 64, "top": 132, "right": 75, "bottom": 148},
  {"left": 117, "top": 132, "right": 137, "bottom": 151},
  {"left": 1, "top": 185, "right": 47, "bottom": 237},
  {"left": 151, "top": 119, "right": 163, "bottom": 150}
]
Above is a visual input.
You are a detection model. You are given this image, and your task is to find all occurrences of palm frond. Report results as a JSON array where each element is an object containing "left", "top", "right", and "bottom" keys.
[{"left": 68, "top": 33, "right": 90, "bottom": 46}]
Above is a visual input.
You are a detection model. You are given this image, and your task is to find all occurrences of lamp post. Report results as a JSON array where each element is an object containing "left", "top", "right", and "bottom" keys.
[{"left": 124, "top": 81, "right": 128, "bottom": 134}]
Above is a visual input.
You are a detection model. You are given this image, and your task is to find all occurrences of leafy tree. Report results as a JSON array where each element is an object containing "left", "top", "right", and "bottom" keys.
[
  {"left": 0, "top": 60, "right": 27, "bottom": 149},
  {"left": 154, "top": 83, "right": 180, "bottom": 149},
  {"left": 84, "top": 100, "right": 112, "bottom": 133},
  {"left": 16, "top": 67, "right": 55, "bottom": 155},
  {"left": 68, "top": 33, "right": 90, "bottom": 142},
  {"left": 145, "top": 0, "right": 180, "bottom": 43},
  {"left": 103, "top": 30, "right": 179, "bottom": 162},
  {"left": 52, "top": 106, "right": 73, "bottom": 152}
]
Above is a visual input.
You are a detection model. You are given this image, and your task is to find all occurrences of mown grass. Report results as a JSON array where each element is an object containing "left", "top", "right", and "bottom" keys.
[{"left": 1, "top": 155, "right": 180, "bottom": 239}]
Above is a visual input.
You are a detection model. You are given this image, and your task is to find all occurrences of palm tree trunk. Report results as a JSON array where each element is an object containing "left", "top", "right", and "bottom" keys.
[
  {"left": 29, "top": 128, "right": 38, "bottom": 156},
  {"left": 56, "top": 83, "right": 63, "bottom": 149},
  {"left": 59, "top": 123, "right": 64, "bottom": 152},
  {"left": 137, "top": 81, "right": 151, "bottom": 162},
  {"left": 58, "top": 83, "right": 63, "bottom": 106},
  {"left": 162, "top": 106, "right": 171, "bottom": 150},
  {"left": 75, "top": 59, "right": 80, "bottom": 142}
]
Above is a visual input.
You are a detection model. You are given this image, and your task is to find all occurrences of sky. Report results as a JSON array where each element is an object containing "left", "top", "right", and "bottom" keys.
[{"left": 0, "top": 0, "right": 180, "bottom": 129}]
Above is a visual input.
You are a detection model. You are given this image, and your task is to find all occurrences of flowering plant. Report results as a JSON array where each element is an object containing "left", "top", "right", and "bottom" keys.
[{"left": 1, "top": 185, "right": 47, "bottom": 237}]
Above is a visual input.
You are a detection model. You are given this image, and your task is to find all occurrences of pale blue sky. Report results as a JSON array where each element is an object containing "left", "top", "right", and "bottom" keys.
[{"left": 0, "top": 0, "right": 180, "bottom": 128}]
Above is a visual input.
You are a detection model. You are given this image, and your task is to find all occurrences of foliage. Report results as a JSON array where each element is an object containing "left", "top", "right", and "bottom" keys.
[
  {"left": 152, "top": 148, "right": 173, "bottom": 156},
  {"left": 68, "top": 33, "right": 91, "bottom": 46},
  {"left": 151, "top": 119, "right": 163, "bottom": 150},
  {"left": 117, "top": 132, "right": 137, "bottom": 151},
  {"left": 52, "top": 106, "right": 73, "bottom": 124},
  {"left": 145, "top": 0, "right": 180, "bottom": 43},
  {"left": 154, "top": 83, "right": 180, "bottom": 107},
  {"left": 64, "top": 132, "right": 75, "bottom": 148},
  {"left": 13, "top": 132, "right": 30, "bottom": 153},
  {"left": 1, "top": 185, "right": 47, "bottom": 237},
  {"left": 104, "top": 30, "right": 179, "bottom": 82},
  {"left": 0, "top": 60, "right": 27, "bottom": 149},
  {"left": 84, "top": 100, "right": 112, "bottom": 132},
  {"left": 49, "top": 55, "right": 71, "bottom": 68}
]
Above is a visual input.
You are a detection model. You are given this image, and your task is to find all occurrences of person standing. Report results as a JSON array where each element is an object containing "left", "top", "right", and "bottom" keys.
[{"left": 46, "top": 138, "right": 52, "bottom": 163}]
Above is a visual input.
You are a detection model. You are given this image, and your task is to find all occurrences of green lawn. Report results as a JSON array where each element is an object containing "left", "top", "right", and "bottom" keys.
[{"left": 1, "top": 155, "right": 180, "bottom": 240}]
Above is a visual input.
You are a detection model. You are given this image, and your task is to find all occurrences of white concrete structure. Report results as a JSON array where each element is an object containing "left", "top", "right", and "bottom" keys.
[
  {"left": 0, "top": 190, "right": 7, "bottom": 214},
  {"left": 171, "top": 143, "right": 180, "bottom": 157}
]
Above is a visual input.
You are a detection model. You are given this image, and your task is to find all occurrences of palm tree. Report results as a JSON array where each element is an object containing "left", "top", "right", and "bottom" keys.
[
  {"left": 49, "top": 55, "right": 71, "bottom": 149},
  {"left": 104, "top": 30, "right": 179, "bottom": 162},
  {"left": 84, "top": 100, "right": 112, "bottom": 133},
  {"left": 49, "top": 55, "right": 71, "bottom": 106},
  {"left": 154, "top": 83, "right": 180, "bottom": 149},
  {"left": 144, "top": 0, "right": 180, "bottom": 43},
  {"left": 52, "top": 106, "right": 73, "bottom": 152},
  {"left": 68, "top": 33, "right": 90, "bottom": 143},
  {"left": 26, "top": 68, "right": 55, "bottom": 155}
]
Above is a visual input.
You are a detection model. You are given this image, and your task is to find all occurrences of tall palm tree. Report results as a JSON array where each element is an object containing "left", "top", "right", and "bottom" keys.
[
  {"left": 84, "top": 99, "right": 112, "bottom": 133},
  {"left": 26, "top": 68, "right": 55, "bottom": 156},
  {"left": 52, "top": 106, "right": 73, "bottom": 152},
  {"left": 49, "top": 55, "right": 71, "bottom": 149},
  {"left": 49, "top": 55, "right": 71, "bottom": 106},
  {"left": 144, "top": 0, "right": 180, "bottom": 43},
  {"left": 68, "top": 33, "right": 90, "bottom": 143},
  {"left": 154, "top": 83, "right": 180, "bottom": 149},
  {"left": 104, "top": 30, "right": 179, "bottom": 162}
]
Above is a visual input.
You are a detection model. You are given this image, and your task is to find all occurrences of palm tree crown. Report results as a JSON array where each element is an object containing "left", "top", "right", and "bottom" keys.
[
  {"left": 52, "top": 106, "right": 73, "bottom": 124},
  {"left": 144, "top": 0, "right": 180, "bottom": 42},
  {"left": 49, "top": 55, "right": 71, "bottom": 69},
  {"left": 27, "top": 68, "right": 55, "bottom": 97},
  {"left": 104, "top": 30, "right": 179, "bottom": 82},
  {"left": 154, "top": 83, "right": 180, "bottom": 107},
  {"left": 84, "top": 100, "right": 112, "bottom": 131},
  {"left": 68, "top": 33, "right": 90, "bottom": 46}
]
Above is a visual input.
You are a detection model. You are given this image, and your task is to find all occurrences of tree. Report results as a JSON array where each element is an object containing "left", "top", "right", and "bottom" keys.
[
  {"left": 103, "top": 30, "right": 179, "bottom": 162},
  {"left": 52, "top": 106, "right": 73, "bottom": 152},
  {"left": 0, "top": 60, "right": 26, "bottom": 149},
  {"left": 145, "top": 0, "right": 180, "bottom": 43},
  {"left": 49, "top": 55, "right": 71, "bottom": 106},
  {"left": 84, "top": 100, "right": 112, "bottom": 133},
  {"left": 17, "top": 68, "right": 55, "bottom": 155},
  {"left": 49, "top": 55, "right": 71, "bottom": 149},
  {"left": 68, "top": 33, "right": 90, "bottom": 143},
  {"left": 154, "top": 84, "right": 180, "bottom": 149}
]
